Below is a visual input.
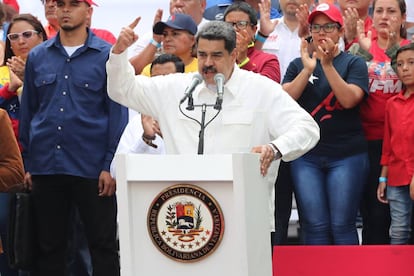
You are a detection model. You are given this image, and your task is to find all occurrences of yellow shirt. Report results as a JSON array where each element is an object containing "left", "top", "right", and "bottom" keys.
[{"left": 141, "top": 57, "right": 198, "bottom": 76}]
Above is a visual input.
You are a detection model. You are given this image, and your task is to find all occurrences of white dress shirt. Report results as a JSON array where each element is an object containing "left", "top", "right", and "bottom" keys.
[{"left": 107, "top": 50, "right": 319, "bottom": 159}]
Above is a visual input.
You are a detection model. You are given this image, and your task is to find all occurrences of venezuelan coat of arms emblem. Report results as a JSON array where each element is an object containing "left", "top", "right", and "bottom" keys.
[{"left": 147, "top": 184, "right": 225, "bottom": 262}]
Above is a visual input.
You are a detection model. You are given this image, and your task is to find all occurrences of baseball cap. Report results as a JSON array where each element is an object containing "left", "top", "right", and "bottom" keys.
[
  {"left": 52, "top": 0, "right": 98, "bottom": 6},
  {"left": 308, "top": 3, "right": 343, "bottom": 26},
  {"left": 153, "top": 14, "right": 198, "bottom": 36},
  {"left": 204, "top": 0, "right": 232, "bottom": 20}
]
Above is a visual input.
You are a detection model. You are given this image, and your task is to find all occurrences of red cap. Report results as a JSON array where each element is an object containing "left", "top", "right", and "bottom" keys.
[
  {"left": 52, "top": 0, "right": 98, "bottom": 7},
  {"left": 308, "top": 3, "right": 343, "bottom": 26}
]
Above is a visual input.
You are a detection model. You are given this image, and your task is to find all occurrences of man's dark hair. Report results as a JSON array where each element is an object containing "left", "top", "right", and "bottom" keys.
[
  {"left": 196, "top": 21, "right": 236, "bottom": 54},
  {"left": 150, "top": 54, "right": 185, "bottom": 74},
  {"left": 393, "top": 42, "right": 414, "bottom": 72},
  {"left": 223, "top": 1, "right": 258, "bottom": 26}
]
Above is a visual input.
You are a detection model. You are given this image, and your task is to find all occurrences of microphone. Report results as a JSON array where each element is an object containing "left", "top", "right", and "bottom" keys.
[
  {"left": 179, "top": 73, "right": 203, "bottom": 104},
  {"left": 214, "top": 73, "right": 225, "bottom": 110}
]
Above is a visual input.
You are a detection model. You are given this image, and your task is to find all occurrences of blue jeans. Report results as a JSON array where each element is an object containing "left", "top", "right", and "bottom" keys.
[
  {"left": 291, "top": 152, "right": 369, "bottom": 245},
  {"left": 386, "top": 185, "right": 413, "bottom": 244},
  {"left": 0, "top": 193, "right": 19, "bottom": 276}
]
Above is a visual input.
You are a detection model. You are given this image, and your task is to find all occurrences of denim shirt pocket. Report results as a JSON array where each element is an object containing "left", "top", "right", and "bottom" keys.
[
  {"left": 72, "top": 75, "right": 104, "bottom": 92},
  {"left": 34, "top": 73, "right": 57, "bottom": 88},
  {"left": 71, "top": 75, "right": 105, "bottom": 105}
]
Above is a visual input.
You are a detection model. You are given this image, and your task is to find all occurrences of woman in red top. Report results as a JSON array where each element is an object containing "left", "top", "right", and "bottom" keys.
[{"left": 377, "top": 42, "right": 414, "bottom": 244}]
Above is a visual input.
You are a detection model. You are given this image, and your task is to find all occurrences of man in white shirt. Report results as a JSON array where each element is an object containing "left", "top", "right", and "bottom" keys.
[{"left": 107, "top": 19, "right": 319, "bottom": 176}]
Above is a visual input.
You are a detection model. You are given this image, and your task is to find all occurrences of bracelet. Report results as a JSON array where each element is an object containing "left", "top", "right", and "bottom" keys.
[
  {"left": 238, "top": 57, "right": 250, "bottom": 67},
  {"left": 255, "top": 32, "right": 267, "bottom": 43},
  {"left": 257, "top": 31, "right": 269, "bottom": 38},
  {"left": 142, "top": 134, "right": 158, "bottom": 148},
  {"left": 149, "top": 38, "right": 161, "bottom": 49},
  {"left": 268, "top": 143, "right": 282, "bottom": 160},
  {"left": 379, "top": 177, "right": 388, "bottom": 183}
]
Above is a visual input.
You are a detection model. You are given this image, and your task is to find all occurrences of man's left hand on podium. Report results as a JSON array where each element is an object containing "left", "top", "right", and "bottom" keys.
[{"left": 251, "top": 144, "right": 281, "bottom": 176}]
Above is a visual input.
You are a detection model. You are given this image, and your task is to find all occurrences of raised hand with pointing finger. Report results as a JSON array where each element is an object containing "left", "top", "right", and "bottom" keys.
[{"left": 112, "top": 17, "right": 141, "bottom": 55}]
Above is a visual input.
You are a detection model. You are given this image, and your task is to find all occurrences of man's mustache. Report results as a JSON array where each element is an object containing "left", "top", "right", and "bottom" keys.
[{"left": 202, "top": 66, "right": 217, "bottom": 73}]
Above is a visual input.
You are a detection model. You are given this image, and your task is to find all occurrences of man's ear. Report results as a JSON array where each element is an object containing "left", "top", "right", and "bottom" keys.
[
  {"left": 230, "top": 48, "right": 238, "bottom": 63},
  {"left": 252, "top": 25, "right": 258, "bottom": 40},
  {"left": 86, "top": 6, "right": 94, "bottom": 27},
  {"left": 200, "top": 0, "right": 207, "bottom": 10}
]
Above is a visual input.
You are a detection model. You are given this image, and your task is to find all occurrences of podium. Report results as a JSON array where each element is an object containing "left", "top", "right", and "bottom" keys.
[{"left": 116, "top": 153, "right": 272, "bottom": 276}]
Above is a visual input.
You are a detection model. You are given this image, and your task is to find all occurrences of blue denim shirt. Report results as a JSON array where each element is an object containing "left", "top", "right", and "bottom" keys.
[{"left": 19, "top": 29, "right": 127, "bottom": 179}]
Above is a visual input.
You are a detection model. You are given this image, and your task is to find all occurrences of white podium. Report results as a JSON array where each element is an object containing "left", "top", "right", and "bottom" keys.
[{"left": 116, "top": 153, "right": 272, "bottom": 276}]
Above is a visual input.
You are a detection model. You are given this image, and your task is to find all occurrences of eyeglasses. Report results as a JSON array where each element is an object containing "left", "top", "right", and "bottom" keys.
[
  {"left": 226, "top": 21, "right": 252, "bottom": 30},
  {"left": 7, "top": 30, "right": 39, "bottom": 41},
  {"left": 310, "top": 23, "right": 340, "bottom": 33}
]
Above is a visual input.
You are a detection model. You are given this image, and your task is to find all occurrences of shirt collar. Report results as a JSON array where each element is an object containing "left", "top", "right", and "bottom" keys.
[
  {"left": 221, "top": 64, "right": 242, "bottom": 97},
  {"left": 45, "top": 28, "right": 105, "bottom": 53}
]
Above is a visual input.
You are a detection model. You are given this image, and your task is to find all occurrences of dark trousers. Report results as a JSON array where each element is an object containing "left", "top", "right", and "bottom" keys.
[
  {"left": 30, "top": 175, "right": 119, "bottom": 276},
  {"left": 66, "top": 206, "right": 92, "bottom": 276},
  {"left": 411, "top": 205, "right": 414, "bottom": 245},
  {"left": 360, "top": 140, "right": 391, "bottom": 244},
  {"left": 273, "top": 161, "right": 293, "bottom": 245},
  {"left": 0, "top": 193, "right": 18, "bottom": 276}
]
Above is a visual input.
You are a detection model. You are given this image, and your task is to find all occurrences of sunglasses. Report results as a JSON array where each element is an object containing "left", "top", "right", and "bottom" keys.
[{"left": 7, "top": 30, "right": 39, "bottom": 42}]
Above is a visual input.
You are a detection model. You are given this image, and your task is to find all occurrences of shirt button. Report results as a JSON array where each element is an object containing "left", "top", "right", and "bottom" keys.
[
  {"left": 64, "top": 75, "right": 68, "bottom": 79},
  {"left": 57, "top": 126, "right": 62, "bottom": 130},
  {"left": 60, "top": 108, "right": 64, "bottom": 112},
  {"left": 85, "top": 83, "right": 89, "bottom": 88},
  {"left": 56, "top": 145, "right": 61, "bottom": 149},
  {"left": 62, "top": 91, "right": 67, "bottom": 95}
]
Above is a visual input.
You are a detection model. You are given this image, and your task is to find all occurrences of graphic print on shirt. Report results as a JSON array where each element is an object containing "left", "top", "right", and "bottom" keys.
[
  {"left": 310, "top": 91, "right": 344, "bottom": 123},
  {"left": 367, "top": 60, "right": 402, "bottom": 94}
]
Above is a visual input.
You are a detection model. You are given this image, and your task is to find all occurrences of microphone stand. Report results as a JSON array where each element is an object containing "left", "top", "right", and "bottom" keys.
[
  {"left": 179, "top": 94, "right": 222, "bottom": 155},
  {"left": 197, "top": 104, "right": 207, "bottom": 154},
  {"left": 192, "top": 102, "right": 217, "bottom": 154}
]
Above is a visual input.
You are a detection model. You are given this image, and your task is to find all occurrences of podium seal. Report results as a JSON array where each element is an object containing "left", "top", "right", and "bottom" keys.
[{"left": 147, "top": 184, "right": 225, "bottom": 262}]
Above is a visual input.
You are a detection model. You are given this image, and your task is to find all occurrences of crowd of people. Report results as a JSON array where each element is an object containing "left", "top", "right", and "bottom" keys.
[{"left": 0, "top": 0, "right": 413, "bottom": 275}]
